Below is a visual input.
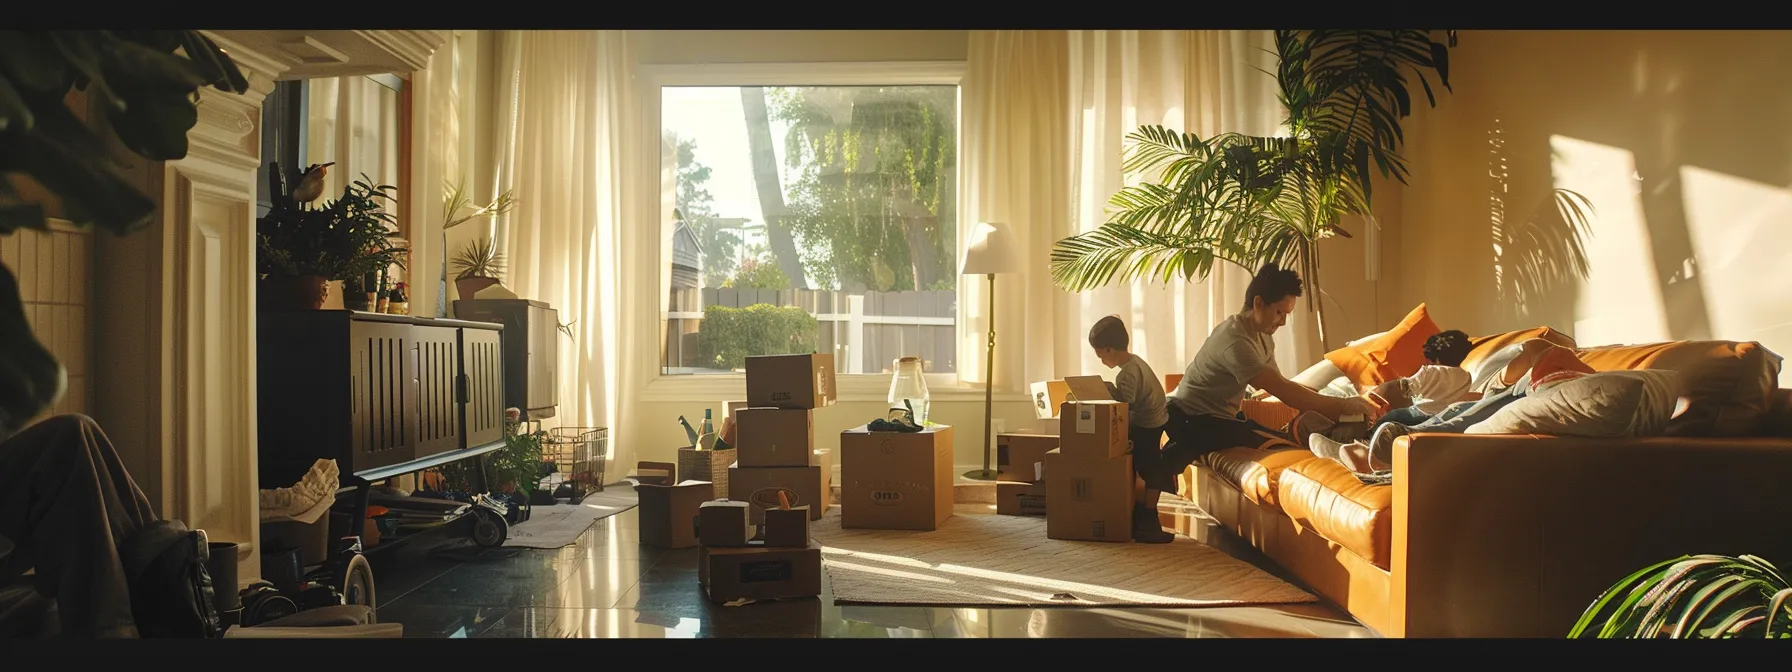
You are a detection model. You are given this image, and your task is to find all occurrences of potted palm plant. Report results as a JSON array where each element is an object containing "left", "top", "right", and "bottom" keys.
[
  {"left": 1049, "top": 30, "right": 1459, "bottom": 348},
  {"left": 440, "top": 180, "right": 516, "bottom": 313},
  {"left": 256, "top": 164, "right": 407, "bottom": 310},
  {"left": 451, "top": 236, "right": 506, "bottom": 300},
  {"left": 0, "top": 30, "right": 247, "bottom": 436}
]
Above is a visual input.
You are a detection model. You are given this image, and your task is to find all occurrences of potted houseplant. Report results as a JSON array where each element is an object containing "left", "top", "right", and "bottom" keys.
[
  {"left": 256, "top": 163, "right": 407, "bottom": 310},
  {"left": 1048, "top": 30, "right": 1462, "bottom": 348},
  {"left": 0, "top": 30, "right": 247, "bottom": 436},
  {"left": 451, "top": 236, "right": 505, "bottom": 300},
  {"left": 440, "top": 180, "right": 516, "bottom": 315},
  {"left": 1569, "top": 553, "right": 1792, "bottom": 638}
]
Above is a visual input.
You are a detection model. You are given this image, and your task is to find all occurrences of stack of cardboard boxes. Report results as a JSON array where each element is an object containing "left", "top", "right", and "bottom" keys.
[
  {"left": 727, "top": 353, "right": 837, "bottom": 526},
  {"left": 1046, "top": 399, "right": 1133, "bottom": 542},
  {"left": 694, "top": 495, "right": 820, "bottom": 604},
  {"left": 993, "top": 433, "right": 1055, "bottom": 516}
]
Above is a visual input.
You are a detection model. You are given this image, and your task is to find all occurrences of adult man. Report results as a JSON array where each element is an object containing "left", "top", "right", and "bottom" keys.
[{"left": 1140, "top": 264, "right": 1382, "bottom": 499}]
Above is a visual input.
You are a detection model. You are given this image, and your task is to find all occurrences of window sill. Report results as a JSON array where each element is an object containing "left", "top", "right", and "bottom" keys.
[{"left": 637, "top": 373, "right": 1030, "bottom": 404}]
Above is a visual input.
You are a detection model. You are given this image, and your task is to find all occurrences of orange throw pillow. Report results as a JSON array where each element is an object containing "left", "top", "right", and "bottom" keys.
[
  {"left": 1324, "top": 303, "right": 1443, "bottom": 389},
  {"left": 1527, "top": 344, "right": 1597, "bottom": 391}
]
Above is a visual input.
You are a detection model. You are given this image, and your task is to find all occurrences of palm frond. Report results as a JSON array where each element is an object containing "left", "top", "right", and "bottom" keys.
[
  {"left": 1569, "top": 554, "right": 1792, "bottom": 639},
  {"left": 1049, "top": 222, "right": 1245, "bottom": 292}
]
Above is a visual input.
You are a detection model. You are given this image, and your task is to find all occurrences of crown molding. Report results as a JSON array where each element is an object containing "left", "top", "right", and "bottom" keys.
[{"left": 205, "top": 30, "right": 447, "bottom": 81}]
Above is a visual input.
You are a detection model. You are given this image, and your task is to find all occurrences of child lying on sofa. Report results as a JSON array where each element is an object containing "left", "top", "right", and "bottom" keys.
[
  {"left": 1310, "top": 340, "right": 1595, "bottom": 483},
  {"left": 1294, "top": 330, "right": 1480, "bottom": 443}
]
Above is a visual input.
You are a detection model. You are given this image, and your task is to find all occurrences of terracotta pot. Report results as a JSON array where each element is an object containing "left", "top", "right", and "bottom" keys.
[
  {"left": 456, "top": 276, "right": 500, "bottom": 300},
  {"left": 261, "top": 275, "right": 331, "bottom": 310}
]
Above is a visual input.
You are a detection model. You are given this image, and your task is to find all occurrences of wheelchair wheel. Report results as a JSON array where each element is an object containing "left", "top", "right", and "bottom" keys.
[
  {"left": 337, "top": 553, "right": 377, "bottom": 609},
  {"left": 237, "top": 582, "right": 298, "bottom": 627},
  {"left": 470, "top": 508, "right": 509, "bottom": 548}
]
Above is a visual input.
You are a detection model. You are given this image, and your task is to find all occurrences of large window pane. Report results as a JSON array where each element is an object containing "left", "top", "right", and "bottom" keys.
[{"left": 661, "top": 85, "right": 959, "bottom": 377}]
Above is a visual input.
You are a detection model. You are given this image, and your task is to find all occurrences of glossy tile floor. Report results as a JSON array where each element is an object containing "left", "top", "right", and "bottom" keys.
[{"left": 372, "top": 493, "right": 1376, "bottom": 639}]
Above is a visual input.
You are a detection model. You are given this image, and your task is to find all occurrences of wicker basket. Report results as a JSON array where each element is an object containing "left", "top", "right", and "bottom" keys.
[{"left": 677, "top": 447, "right": 735, "bottom": 497}]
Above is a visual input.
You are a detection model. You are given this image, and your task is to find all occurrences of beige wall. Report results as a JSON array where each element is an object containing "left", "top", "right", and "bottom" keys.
[{"left": 1394, "top": 30, "right": 1792, "bottom": 386}]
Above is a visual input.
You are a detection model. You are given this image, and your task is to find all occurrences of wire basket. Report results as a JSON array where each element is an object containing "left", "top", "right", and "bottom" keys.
[{"left": 540, "top": 426, "right": 608, "bottom": 502}]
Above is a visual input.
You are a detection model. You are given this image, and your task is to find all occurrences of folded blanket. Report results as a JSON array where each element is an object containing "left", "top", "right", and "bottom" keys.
[{"left": 260, "top": 459, "right": 340, "bottom": 522}]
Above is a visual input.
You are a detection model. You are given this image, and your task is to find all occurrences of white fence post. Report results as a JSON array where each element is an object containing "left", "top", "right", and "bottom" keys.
[{"left": 847, "top": 294, "right": 866, "bottom": 374}]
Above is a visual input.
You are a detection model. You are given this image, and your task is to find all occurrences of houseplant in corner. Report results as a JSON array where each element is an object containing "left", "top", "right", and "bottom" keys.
[
  {"left": 440, "top": 180, "right": 516, "bottom": 314},
  {"left": 0, "top": 30, "right": 248, "bottom": 435},
  {"left": 1569, "top": 553, "right": 1792, "bottom": 638},
  {"left": 1048, "top": 30, "right": 1459, "bottom": 348},
  {"left": 256, "top": 164, "right": 408, "bottom": 310}
]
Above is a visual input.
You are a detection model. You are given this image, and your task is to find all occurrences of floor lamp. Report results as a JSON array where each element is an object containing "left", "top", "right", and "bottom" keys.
[{"left": 960, "top": 222, "right": 1020, "bottom": 481}]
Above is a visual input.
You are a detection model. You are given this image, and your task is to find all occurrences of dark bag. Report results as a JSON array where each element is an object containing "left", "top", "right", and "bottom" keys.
[{"left": 121, "top": 520, "right": 223, "bottom": 638}]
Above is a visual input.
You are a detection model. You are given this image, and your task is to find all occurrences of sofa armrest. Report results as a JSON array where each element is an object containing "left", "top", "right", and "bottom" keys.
[{"left": 1391, "top": 433, "right": 1792, "bottom": 638}]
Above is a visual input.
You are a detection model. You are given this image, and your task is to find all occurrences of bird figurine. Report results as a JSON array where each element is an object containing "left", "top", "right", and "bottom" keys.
[{"left": 289, "top": 162, "right": 334, "bottom": 205}]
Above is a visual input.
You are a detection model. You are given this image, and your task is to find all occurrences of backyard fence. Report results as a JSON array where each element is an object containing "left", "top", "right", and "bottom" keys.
[{"left": 665, "top": 287, "right": 957, "bottom": 375}]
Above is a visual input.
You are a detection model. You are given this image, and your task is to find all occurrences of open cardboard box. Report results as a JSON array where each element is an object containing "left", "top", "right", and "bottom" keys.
[{"left": 1029, "top": 375, "right": 1114, "bottom": 419}]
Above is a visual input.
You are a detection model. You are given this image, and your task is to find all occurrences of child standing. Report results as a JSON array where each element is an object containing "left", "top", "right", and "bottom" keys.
[{"left": 1088, "top": 316, "right": 1175, "bottom": 544}]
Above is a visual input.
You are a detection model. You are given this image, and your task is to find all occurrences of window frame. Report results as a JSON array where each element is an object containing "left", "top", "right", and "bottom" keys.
[{"left": 638, "top": 60, "right": 983, "bottom": 403}]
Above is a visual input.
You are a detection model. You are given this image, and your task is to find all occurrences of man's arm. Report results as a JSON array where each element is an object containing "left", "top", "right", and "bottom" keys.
[{"left": 1249, "top": 368, "right": 1374, "bottom": 419}]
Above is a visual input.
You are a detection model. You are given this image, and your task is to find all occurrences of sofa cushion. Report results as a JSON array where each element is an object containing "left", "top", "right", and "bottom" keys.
[
  {"left": 1325, "top": 304, "right": 1442, "bottom": 388},
  {"left": 1460, "top": 326, "right": 1577, "bottom": 377},
  {"left": 1575, "top": 340, "right": 1784, "bottom": 437},
  {"left": 1467, "top": 370, "right": 1681, "bottom": 438},
  {"left": 1278, "top": 458, "right": 1393, "bottom": 570},
  {"left": 1196, "top": 447, "right": 1318, "bottom": 512}
]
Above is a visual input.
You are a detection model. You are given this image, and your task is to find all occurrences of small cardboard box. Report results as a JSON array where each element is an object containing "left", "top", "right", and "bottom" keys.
[
  {"left": 763, "top": 506, "right": 811, "bottom": 547},
  {"left": 1029, "top": 380, "right": 1072, "bottom": 419},
  {"left": 839, "top": 424, "right": 954, "bottom": 531},
  {"left": 995, "top": 480, "right": 1048, "bottom": 516},
  {"left": 632, "top": 460, "right": 677, "bottom": 487},
  {"left": 735, "top": 408, "right": 815, "bottom": 468},
  {"left": 1045, "top": 448, "right": 1133, "bottom": 543},
  {"left": 996, "top": 433, "right": 1057, "bottom": 483},
  {"left": 1058, "top": 400, "right": 1130, "bottom": 460},
  {"left": 729, "top": 465, "right": 826, "bottom": 524},
  {"left": 638, "top": 480, "right": 714, "bottom": 549},
  {"left": 724, "top": 400, "right": 751, "bottom": 423},
  {"left": 699, "top": 541, "right": 822, "bottom": 604},
  {"left": 697, "top": 500, "right": 753, "bottom": 547},
  {"left": 745, "top": 353, "right": 837, "bottom": 410}
]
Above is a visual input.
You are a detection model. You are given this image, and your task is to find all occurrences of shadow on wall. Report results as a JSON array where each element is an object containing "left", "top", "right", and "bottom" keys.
[{"left": 1404, "top": 30, "right": 1792, "bottom": 360}]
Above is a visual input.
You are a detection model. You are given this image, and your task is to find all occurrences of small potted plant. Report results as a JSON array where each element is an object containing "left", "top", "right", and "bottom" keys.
[
  {"left": 451, "top": 237, "right": 505, "bottom": 300},
  {"left": 257, "top": 163, "right": 407, "bottom": 310}
]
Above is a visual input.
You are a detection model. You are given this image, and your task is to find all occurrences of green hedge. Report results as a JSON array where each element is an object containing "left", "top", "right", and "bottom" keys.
[{"left": 698, "top": 303, "right": 818, "bottom": 370}]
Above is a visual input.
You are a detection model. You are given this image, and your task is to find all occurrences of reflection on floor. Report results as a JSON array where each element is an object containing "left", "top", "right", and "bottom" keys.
[{"left": 372, "top": 497, "right": 1376, "bottom": 639}]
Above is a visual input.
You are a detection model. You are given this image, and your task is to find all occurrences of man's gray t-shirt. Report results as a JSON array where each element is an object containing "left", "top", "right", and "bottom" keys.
[{"left": 1167, "top": 314, "right": 1278, "bottom": 419}]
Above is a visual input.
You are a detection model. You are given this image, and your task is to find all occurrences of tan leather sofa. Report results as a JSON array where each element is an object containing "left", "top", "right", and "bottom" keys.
[{"left": 1174, "top": 336, "right": 1792, "bottom": 638}]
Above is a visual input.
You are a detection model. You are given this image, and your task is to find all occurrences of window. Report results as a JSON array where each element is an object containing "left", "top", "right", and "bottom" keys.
[{"left": 659, "top": 83, "right": 961, "bottom": 380}]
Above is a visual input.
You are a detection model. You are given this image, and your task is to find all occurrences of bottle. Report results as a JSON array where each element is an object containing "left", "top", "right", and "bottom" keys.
[
  {"left": 887, "top": 356, "right": 931, "bottom": 426},
  {"left": 698, "top": 409, "right": 715, "bottom": 448}
]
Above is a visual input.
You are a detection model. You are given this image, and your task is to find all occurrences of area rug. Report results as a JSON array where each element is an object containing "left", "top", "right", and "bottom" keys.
[
  {"left": 810, "top": 510, "right": 1317, "bottom": 608},
  {"left": 503, "top": 484, "right": 639, "bottom": 549}
]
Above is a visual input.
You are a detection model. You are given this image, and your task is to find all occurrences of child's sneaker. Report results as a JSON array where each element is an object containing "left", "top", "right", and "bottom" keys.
[{"left": 1132, "top": 505, "right": 1174, "bottom": 544}]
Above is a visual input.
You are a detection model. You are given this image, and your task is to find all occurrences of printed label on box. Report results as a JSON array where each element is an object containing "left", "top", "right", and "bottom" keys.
[
  {"left": 1077, "top": 407, "right": 1095, "bottom": 434},
  {"left": 1091, "top": 520, "right": 1106, "bottom": 538},
  {"left": 1073, "top": 477, "right": 1093, "bottom": 501},
  {"left": 871, "top": 490, "right": 904, "bottom": 506},
  {"left": 741, "top": 560, "right": 794, "bottom": 583},
  {"left": 1018, "top": 494, "right": 1046, "bottom": 515}
]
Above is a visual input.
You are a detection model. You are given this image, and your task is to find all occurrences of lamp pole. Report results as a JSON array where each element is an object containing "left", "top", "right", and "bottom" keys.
[{"left": 965, "top": 272, "right": 999, "bottom": 481}]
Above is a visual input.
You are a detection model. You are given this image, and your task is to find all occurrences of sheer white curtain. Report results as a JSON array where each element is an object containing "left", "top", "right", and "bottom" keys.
[
  {"left": 963, "top": 30, "right": 1307, "bottom": 392},
  {"left": 488, "top": 30, "right": 644, "bottom": 467}
]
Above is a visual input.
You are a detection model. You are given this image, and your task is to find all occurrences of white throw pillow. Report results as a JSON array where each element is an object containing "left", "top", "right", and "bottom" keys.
[
  {"left": 1464, "top": 370, "right": 1681, "bottom": 437},
  {"left": 1291, "top": 358, "right": 1347, "bottom": 389}
]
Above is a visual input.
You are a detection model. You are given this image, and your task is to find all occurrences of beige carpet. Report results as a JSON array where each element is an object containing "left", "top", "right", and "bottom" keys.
[{"left": 811, "top": 510, "right": 1317, "bottom": 609}]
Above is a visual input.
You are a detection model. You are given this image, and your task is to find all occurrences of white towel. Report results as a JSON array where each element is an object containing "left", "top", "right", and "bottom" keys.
[{"left": 260, "top": 459, "right": 340, "bottom": 522}]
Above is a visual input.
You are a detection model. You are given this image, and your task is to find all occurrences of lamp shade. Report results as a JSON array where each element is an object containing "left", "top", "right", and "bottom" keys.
[{"left": 960, "top": 221, "right": 1021, "bottom": 275}]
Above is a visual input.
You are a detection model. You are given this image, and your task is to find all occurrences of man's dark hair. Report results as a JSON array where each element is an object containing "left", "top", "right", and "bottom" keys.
[
  {"left": 1088, "top": 315, "right": 1129, "bottom": 351},
  {"left": 1242, "top": 263, "right": 1303, "bottom": 311},
  {"left": 1423, "top": 329, "right": 1473, "bottom": 367}
]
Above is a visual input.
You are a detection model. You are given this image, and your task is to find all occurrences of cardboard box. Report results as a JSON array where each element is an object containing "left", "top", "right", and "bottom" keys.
[
  {"left": 735, "top": 408, "right": 815, "bottom": 468},
  {"left": 637, "top": 480, "right": 714, "bottom": 549},
  {"left": 724, "top": 400, "right": 751, "bottom": 423},
  {"left": 745, "top": 353, "right": 837, "bottom": 409},
  {"left": 1058, "top": 400, "right": 1130, "bottom": 460},
  {"left": 699, "top": 541, "right": 822, "bottom": 604},
  {"left": 839, "top": 424, "right": 954, "bottom": 531},
  {"left": 1062, "top": 375, "right": 1115, "bottom": 402},
  {"left": 1029, "top": 380, "right": 1071, "bottom": 419},
  {"left": 632, "top": 460, "right": 677, "bottom": 487},
  {"left": 697, "top": 500, "right": 753, "bottom": 547},
  {"left": 1045, "top": 448, "right": 1133, "bottom": 543},
  {"left": 996, "top": 433, "right": 1057, "bottom": 483},
  {"left": 729, "top": 465, "right": 826, "bottom": 524},
  {"left": 763, "top": 506, "right": 811, "bottom": 547},
  {"left": 995, "top": 480, "right": 1047, "bottom": 516}
]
